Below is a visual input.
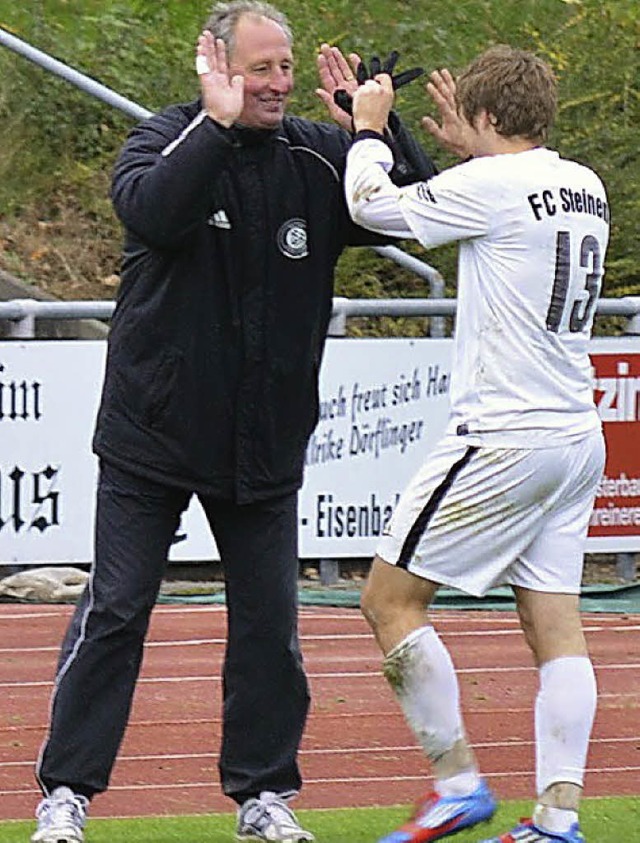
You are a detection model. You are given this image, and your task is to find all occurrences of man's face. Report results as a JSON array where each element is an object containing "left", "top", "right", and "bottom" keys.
[{"left": 228, "top": 15, "right": 294, "bottom": 129}]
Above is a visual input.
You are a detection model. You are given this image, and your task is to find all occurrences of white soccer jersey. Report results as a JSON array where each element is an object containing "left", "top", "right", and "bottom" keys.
[{"left": 346, "top": 140, "right": 610, "bottom": 446}]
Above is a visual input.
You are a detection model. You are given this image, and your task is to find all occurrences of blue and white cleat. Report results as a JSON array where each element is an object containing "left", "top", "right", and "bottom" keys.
[
  {"left": 377, "top": 780, "right": 497, "bottom": 843},
  {"left": 479, "top": 818, "right": 586, "bottom": 842}
]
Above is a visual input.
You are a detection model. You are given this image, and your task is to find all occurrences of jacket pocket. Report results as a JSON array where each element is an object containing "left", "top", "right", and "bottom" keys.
[{"left": 144, "top": 349, "right": 183, "bottom": 429}]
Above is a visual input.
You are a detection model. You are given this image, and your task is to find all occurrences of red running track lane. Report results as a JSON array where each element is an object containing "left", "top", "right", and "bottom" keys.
[{"left": 0, "top": 604, "right": 638, "bottom": 820}]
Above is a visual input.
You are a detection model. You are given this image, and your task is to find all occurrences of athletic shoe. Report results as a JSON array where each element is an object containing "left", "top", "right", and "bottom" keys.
[
  {"left": 236, "top": 790, "right": 314, "bottom": 842},
  {"left": 479, "top": 818, "right": 586, "bottom": 841},
  {"left": 377, "top": 780, "right": 497, "bottom": 843},
  {"left": 31, "top": 786, "right": 89, "bottom": 843}
]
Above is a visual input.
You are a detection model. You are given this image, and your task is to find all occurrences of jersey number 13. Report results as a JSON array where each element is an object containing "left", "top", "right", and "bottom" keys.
[{"left": 546, "top": 230, "right": 603, "bottom": 334}]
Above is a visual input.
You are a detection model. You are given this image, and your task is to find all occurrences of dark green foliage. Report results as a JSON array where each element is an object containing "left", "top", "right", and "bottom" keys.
[{"left": 0, "top": 0, "right": 637, "bottom": 329}]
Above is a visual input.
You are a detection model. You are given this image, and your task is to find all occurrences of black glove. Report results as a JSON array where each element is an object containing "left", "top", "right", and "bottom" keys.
[{"left": 333, "top": 50, "right": 425, "bottom": 116}]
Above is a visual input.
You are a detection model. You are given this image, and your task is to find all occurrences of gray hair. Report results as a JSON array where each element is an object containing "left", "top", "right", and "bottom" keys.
[{"left": 204, "top": 2, "right": 293, "bottom": 56}]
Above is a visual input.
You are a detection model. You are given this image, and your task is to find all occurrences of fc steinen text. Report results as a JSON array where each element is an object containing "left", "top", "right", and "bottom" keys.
[{"left": 307, "top": 365, "right": 449, "bottom": 539}]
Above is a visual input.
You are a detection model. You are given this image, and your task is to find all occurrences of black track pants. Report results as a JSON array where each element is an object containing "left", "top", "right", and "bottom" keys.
[{"left": 36, "top": 460, "right": 310, "bottom": 804}]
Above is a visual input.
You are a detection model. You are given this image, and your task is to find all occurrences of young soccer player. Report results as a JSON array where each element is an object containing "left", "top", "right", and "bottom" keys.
[{"left": 344, "top": 45, "right": 609, "bottom": 843}]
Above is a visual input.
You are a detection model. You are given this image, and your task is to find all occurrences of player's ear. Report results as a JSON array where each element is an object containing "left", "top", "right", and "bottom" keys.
[{"left": 473, "top": 109, "right": 493, "bottom": 131}]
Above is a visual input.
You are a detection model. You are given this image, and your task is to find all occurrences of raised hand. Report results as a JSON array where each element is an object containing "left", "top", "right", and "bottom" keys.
[
  {"left": 315, "top": 42, "right": 362, "bottom": 131},
  {"left": 196, "top": 30, "right": 244, "bottom": 128},
  {"left": 422, "top": 68, "right": 471, "bottom": 158}
]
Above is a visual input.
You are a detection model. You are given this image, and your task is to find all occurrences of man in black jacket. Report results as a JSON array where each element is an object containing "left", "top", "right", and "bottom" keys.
[{"left": 31, "top": 3, "right": 436, "bottom": 842}]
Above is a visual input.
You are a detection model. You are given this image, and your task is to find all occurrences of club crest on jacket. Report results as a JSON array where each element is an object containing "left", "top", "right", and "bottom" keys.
[{"left": 277, "top": 218, "right": 308, "bottom": 259}]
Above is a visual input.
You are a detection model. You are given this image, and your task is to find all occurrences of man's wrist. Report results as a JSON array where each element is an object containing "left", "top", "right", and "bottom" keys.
[
  {"left": 353, "top": 128, "right": 387, "bottom": 143},
  {"left": 353, "top": 121, "right": 387, "bottom": 135},
  {"left": 205, "top": 112, "right": 234, "bottom": 129}
]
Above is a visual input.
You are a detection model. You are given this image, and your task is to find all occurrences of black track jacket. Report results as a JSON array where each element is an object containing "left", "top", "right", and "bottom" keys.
[{"left": 93, "top": 101, "right": 436, "bottom": 502}]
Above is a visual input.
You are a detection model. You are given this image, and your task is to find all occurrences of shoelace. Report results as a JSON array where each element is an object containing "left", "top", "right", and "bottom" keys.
[
  {"left": 247, "top": 791, "right": 300, "bottom": 834},
  {"left": 36, "top": 793, "right": 87, "bottom": 830}
]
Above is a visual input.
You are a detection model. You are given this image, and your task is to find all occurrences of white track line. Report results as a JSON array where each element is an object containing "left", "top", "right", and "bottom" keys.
[
  {"left": 3, "top": 736, "right": 639, "bottom": 769},
  {"left": 2, "top": 661, "right": 640, "bottom": 689},
  {"left": 2, "top": 764, "right": 639, "bottom": 798},
  {"left": 0, "top": 701, "right": 636, "bottom": 735},
  {"left": 3, "top": 605, "right": 638, "bottom": 622},
  {"left": 2, "top": 623, "right": 638, "bottom": 655}
]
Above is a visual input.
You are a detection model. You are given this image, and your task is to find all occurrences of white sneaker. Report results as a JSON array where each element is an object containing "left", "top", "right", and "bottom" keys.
[
  {"left": 236, "top": 791, "right": 314, "bottom": 843},
  {"left": 31, "top": 786, "right": 89, "bottom": 843}
]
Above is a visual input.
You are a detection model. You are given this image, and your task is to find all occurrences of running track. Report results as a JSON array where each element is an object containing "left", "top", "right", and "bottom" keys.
[{"left": 0, "top": 604, "right": 638, "bottom": 820}]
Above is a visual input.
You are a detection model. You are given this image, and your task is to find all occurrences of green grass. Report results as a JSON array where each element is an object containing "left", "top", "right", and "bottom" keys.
[{"left": 2, "top": 798, "right": 638, "bottom": 842}]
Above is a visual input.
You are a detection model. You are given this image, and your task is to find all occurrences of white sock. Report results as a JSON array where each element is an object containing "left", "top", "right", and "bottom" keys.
[
  {"left": 535, "top": 656, "right": 597, "bottom": 794},
  {"left": 436, "top": 769, "right": 481, "bottom": 798},
  {"left": 533, "top": 804, "right": 579, "bottom": 834},
  {"left": 383, "top": 625, "right": 472, "bottom": 769}
]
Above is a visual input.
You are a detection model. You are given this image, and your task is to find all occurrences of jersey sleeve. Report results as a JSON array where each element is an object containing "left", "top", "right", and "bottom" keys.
[
  {"left": 345, "top": 137, "right": 414, "bottom": 237},
  {"left": 346, "top": 137, "right": 492, "bottom": 247}
]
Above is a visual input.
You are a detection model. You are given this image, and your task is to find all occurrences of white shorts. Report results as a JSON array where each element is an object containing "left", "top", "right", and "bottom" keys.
[{"left": 376, "top": 430, "right": 606, "bottom": 597}]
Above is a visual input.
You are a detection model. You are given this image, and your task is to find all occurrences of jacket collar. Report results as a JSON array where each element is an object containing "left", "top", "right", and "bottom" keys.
[{"left": 229, "top": 123, "right": 281, "bottom": 146}]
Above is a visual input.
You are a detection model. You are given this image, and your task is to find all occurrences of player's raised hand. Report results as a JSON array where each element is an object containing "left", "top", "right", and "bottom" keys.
[
  {"left": 422, "top": 68, "right": 470, "bottom": 158},
  {"left": 196, "top": 31, "right": 244, "bottom": 128},
  {"left": 315, "top": 42, "right": 361, "bottom": 131}
]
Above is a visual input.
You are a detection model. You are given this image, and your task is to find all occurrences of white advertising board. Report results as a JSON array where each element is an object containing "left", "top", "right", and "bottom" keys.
[
  {"left": 0, "top": 337, "right": 638, "bottom": 564},
  {"left": 0, "top": 341, "right": 104, "bottom": 564},
  {"left": 295, "top": 338, "right": 452, "bottom": 556}
]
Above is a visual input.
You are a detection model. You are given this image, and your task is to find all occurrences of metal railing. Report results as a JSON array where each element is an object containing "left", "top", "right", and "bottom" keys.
[
  {"left": 0, "top": 26, "right": 151, "bottom": 122},
  {"left": 1, "top": 295, "right": 640, "bottom": 339}
]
